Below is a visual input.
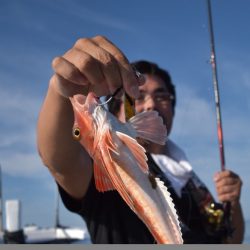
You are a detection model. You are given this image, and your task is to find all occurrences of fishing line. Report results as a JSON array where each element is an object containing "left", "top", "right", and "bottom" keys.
[
  {"left": 97, "top": 86, "right": 123, "bottom": 106},
  {"left": 98, "top": 68, "right": 143, "bottom": 107}
]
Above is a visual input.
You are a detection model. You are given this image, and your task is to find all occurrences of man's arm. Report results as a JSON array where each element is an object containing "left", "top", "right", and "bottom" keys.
[
  {"left": 37, "top": 79, "right": 93, "bottom": 199},
  {"left": 214, "top": 170, "right": 245, "bottom": 243},
  {"left": 37, "top": 36, "right": 140, "bottom": 200},
  {"left": 228, "top": 201, "right": 244, "bottom": 243}
]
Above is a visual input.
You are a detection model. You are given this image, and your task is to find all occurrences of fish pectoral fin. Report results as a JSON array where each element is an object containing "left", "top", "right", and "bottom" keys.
[
  {"left": 116, "top": 132, "right": 149, "bottom": 174},
  {"left": 128, "top": 111, "right": 167, "bottom": 145},
  {"left": 93, "top": 161, "right": 115, "bottom": 192},
  {"left": 100, "top": 130, "right": 137, "bottom": 213}
]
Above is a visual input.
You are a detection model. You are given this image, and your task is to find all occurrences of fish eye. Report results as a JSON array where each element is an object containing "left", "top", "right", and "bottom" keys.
[{"left": 73, "top": 127, "right": 81, "bottom": 140}]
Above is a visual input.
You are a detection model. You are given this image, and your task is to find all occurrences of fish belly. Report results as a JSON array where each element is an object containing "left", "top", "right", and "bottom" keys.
[{"left": 112, "top": 151, "right": 176, "bottom": 244}]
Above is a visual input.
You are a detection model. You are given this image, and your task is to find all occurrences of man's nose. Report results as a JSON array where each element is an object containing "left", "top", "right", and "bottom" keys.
[{"left": 143, "top": 95, "right": 156, "bottom": 111}]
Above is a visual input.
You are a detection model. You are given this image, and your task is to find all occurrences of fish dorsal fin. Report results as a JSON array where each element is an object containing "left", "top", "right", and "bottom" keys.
[
  {"left": 128, "top": 111, "right": 167, "bottom": 145},
  {"left": 93, "top": 160, "right": 116, "bottom": 192},
  {"left": 155, "top": 177, "right": 183, "bottom": 244},
  {"left": 116, "top": 132, "right": 148, "bottom": 174}
]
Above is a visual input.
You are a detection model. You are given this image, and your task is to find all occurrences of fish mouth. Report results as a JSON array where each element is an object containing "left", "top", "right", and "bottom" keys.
[
  {"left": 72, "top": 92, "right": 99, "bottom": 104},
  {"left": 72, "top": 94, "right": 87, "bottom": 105},
  {"left": 85, "top": 92, "right": 100, "bottom": 114},
  {"left": 70, "top": 92, "right": 99, "bottom": 116},
  {"left": 86, "top": 92, "right": 99, "bottom": 104}
]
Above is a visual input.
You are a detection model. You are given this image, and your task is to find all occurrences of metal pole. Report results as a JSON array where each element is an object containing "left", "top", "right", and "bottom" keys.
[
  {"left": 206, "top": 0, "right": 226, "bottom": 171},
  {"left": 55, "top": 190, "right": 60, "bottom": 228}
]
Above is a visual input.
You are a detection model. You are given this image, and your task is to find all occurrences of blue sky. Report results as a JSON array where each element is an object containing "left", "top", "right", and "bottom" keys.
[{"left": 0, "top": 0, "right": 249, "bottom": 241}]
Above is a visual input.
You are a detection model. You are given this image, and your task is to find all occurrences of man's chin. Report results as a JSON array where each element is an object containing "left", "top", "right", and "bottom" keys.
[
  {"left": 136, "top": 139, "right": 165, "bottom": 154},
  {"left": 136, "top": 138, "right": 150, "bottom": 148}
]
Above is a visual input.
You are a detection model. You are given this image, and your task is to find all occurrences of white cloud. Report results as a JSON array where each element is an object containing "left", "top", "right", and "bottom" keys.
[
  {"left": 0, "top": 85, "right": 45, "bottom": 177},
  {"left": 1, "top": 152, "right": 47, "bottom": 178},
  {"left": 172, "top": 74, "right": 250, "bottom": 144},
  {"left": 0, "top": 86, "right": 41, "bottom": 143},
  {"left": 173, "top": 85, "right": 216, "bottom": 138},
  {"left": 0, "top": 88, "right": 40, "bottom": 123}
]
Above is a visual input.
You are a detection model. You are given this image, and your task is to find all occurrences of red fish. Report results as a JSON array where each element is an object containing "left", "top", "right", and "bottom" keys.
[{"left": 70, "top": 92, "right": 183, "bottom": 244}]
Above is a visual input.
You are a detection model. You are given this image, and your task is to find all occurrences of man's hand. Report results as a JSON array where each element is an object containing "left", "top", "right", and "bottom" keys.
[
  {"left": 214, "top": 170, "right": 245, "bottom": 243},
  {"left": 50, "top": 35, "right": 140, "bottom": 98},
  {"left": 214, "top": 170, "right": 242, "bottom": 208}
]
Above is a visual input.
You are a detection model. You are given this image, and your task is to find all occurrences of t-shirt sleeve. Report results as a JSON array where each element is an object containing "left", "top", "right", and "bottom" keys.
[{"left": 57, "top": 183, "right": 84, "bottom": 214}]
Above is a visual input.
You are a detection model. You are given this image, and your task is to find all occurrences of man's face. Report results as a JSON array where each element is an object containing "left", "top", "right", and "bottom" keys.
[{"left": 135, "top": 74, "right": 174, "bottom": 136}]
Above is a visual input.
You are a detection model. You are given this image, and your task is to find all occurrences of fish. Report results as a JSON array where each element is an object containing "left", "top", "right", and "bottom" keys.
[{"left": 69, "top": 92, "right": 183, "bottom": 244}]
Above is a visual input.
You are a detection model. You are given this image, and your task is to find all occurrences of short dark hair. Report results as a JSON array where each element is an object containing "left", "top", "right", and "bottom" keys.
[{"left": 107, "top": 60, "right": 176, "bottom": 115}]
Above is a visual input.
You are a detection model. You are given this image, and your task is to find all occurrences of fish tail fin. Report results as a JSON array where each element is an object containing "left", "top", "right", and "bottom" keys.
[{"left": 128, "top": 111, "right": 167, "bottom": 145}]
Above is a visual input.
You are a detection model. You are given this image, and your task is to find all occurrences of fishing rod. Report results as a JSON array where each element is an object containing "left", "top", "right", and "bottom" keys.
[
  {"left": 206, "top": 0, "right": 233, "bottom": 237},
  {"left": 206, "top": 0, "right": 226, "bottom": 171}
]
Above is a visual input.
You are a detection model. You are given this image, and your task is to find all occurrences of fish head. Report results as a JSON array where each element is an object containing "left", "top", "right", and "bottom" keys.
[{"left": 69, "top": 92, "right": 100, "bottom": 146}]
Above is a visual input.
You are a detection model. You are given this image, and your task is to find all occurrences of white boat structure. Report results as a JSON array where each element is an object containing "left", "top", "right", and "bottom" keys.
[
  {"left": 0, "top": 223, "right": 91, "bottom": 244},
  {"left": 0, "top": 165, "right": 91, "bottom": 244}
]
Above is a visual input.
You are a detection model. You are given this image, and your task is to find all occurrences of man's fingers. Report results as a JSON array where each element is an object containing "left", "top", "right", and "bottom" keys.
[
  {"left": 214, "top": 172, "right": 242, "bottom": 204},
  {"left": 52, "top": 36, "right": 141, "bottom": 98},
  {"left": 214, "top": 170, "right": 240, "bottom": 183},
  {"left": 74, "top": 38, "right": 122, "bottom": 95},
  {"left": 63, "top": 48, "right": 105, "bottom": 88},
  {"left": 217, "top": 188, "right": 240, "bottom": 203},
  {"left": 92, "top": 36, "right": 140, "bottom": 98},
  {"left": 215, "top": 177, "right": 238, "bottom": 189},
  {"left": 217, "top": 185, "right": 236, "bottom": 195},
  {"left": 52, "top": 56, "right": 89, "bottom": 85},
  {"left": 50, "top": 74, "right": 89, "bottom": 98}
]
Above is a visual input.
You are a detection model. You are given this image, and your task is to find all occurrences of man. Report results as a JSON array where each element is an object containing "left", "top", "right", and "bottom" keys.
[
  {"left": 37, "top": 36, "right": 244, "bottom": 243},
  {"left": 107, "top": 60, "right": 245, "bottom": 243}
]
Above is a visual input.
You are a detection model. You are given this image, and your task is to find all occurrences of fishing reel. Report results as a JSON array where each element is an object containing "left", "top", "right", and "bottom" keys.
[
  {"left": 203, "top": 202, "right": 234, "bottom": 238},
  {"left": 204, "top": 202, "right": 224, "bottom": 229}
]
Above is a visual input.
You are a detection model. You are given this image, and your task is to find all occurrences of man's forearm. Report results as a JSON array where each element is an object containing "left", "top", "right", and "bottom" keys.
[
  {"left": 226, "top": 202, "right": 245, "bottom": 243},
  {"left": 37, "top": 81, "right": 85, "bottom": 171}
]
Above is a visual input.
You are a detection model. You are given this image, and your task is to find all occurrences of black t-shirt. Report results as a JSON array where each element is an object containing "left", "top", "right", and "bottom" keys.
[
  {"left": 58, "top": 155, "right": 223, "bottom": 244},
  {"left": 58, "top": 176, "right": 155, "bottom": 243}
]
